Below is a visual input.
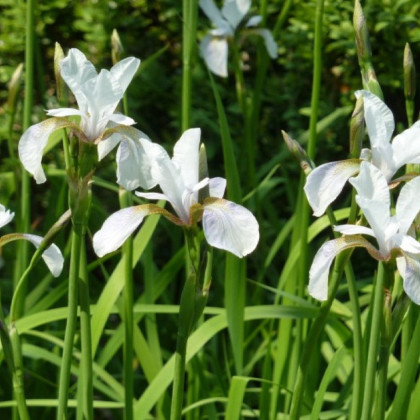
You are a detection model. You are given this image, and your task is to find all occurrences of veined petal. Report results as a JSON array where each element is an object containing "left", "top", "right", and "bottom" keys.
[
  {"left": 392, "top": 121, "right": 420, "bottom": 175},
  {"left": 334, "top": 224, "right": 375, "bottom": 237},
  {"left": 202, "top": 197, "right": 259, "bottom": 257},
  {"left": 199, "top": 0, "right": 226, "bottom": 29},
  {"left": 46, "top": 108, "right": 82, "bottom": 118},
  {"left": 396, "top": 175, "right": 420, "bottom": 235},
  {"left": 222, "top": 0, "right": 251, "bottom": 29},
  {"left": 200, "top": 35, "right": 229, "bottom": 78},
  {"left": 209, "top": 177, "right": 226, "bottom": 198},
  {"left": 309, "top": 235, "right": 380, "bottom": 301},
  {"left": 401, "top": 254, "right": 420, "bottom": 305},
  {"left": 116, "top": 136, "right": 156, "bottom": 190},
  {"left": 22, "top": 234, "right": 64, "bottom": 277},
  {"left": 109, "top": 57, "right": 140, "bottom": 93},
  {"left": 253, "top": 28, "right": 278, "bottom": 58},
  {"left": 97, "top": 134, "right": 121, "bottom": 161},
  {"left": 304, "top": 159, "right": 361, "bottom": 217},
  {"left": 0, "top": 205, "right": 14, "bottom": 229},
  {"left": 108, "top": 113, "right": 136, "bottom": 126},
  {"left": 355, "top": 90, "right": 394, "bottom": 149},
  {"left": 93, "top": 206, "right": 150, "bottom": 257},
  {"left": 395, "top": 234, "right": 420, "bottom": 255},
  {"left": 173, "top": 128, "right": 201, "bottom": 188},
  {"left": 18, "top": 118, "right": 77, "bottom": 184}
]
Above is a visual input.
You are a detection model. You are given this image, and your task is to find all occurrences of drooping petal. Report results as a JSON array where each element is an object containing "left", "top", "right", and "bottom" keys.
[
  {"left": 396, "top": 175, "right": 420, "bottom": 235},
  {"left": 109, "top": 57, "right": 140, "bottom": 93},
  {"left": 93, "top": 206, "right": 150, "bottom": 257},
  {"left": 309, "top": 235, "right": 380, "bottom": 301},
  {"left": 200, "top": 35, "right": 229, "bottom": 78},
  {"left": 391, "top": 121, "right": 420, "bottom": 176},
  {"left": 222, "top": 0, "right": 251, "bottom": 29},
  {"left": 18, "top": 118, "right": 77, "bottom": 184},
  {"left": 246, "top": 15, "right": 262, "bottom": 27},
  {"left": 395, "top": 234, "right": 420, "bottom": 255},
  {"left": 22, "top": 234, "right": 64, "bottom": 277},
  {"left": 202, "top": 197, "right": 259, "bottom": 257},
  {"left": 400, "top": 254, "right": 420, "bottom": 305},
  {"left": 97, "top": 134, "right": 122, "bottom": 161},
  {"left": 173, "top": 128, "right": 201, "bottom": 188},
  {"left": 253, "top": 28, "right": 278, "bottom": 58},
  {"left": 46, "top": 108, "right": 82, "bottom": 118},
  {"left": 334, "top": 224, "right": 375, "bottom": 238},
  {"left": 209, "top": 177, "right": 227, "bottom": 198},
  {"left": 0, "top": 205, "right": 14, "bottom": 229},
  {"left": 304, "top": 159, "right": 361, "bottom": 217}
]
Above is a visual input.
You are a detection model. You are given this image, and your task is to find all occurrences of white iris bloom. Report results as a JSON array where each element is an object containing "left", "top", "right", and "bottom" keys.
[
  {"left": 304, "top": 90, "right": 420, "bottom": 216},
  {"left": 309, "top": 162, "right": 420, "bottom": 304},
  {"left": 18, "top": 48, "right": 155, "bottom": 191},
  {"left": 199, "top": 0, "right": 277, "bottom": 77},
  {"left": 93, "top": 128, "right": 259, "bottom": 258},
  {"left": 0, "top": 205, "right": 64, "bottom": 277}
]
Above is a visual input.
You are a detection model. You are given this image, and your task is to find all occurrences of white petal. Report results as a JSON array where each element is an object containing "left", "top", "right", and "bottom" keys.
[
  {"left": 109, "top": 57, "right": 140, "bottom": 93},
  {"left": 334, "top": 224, "right": 375, "bottom": 237},
  {"left": 93, "top": 206, "right": 149, "bottom": 257},
  {"left": 202, "top": 198, "right": 259, "bottom": 257},
  {"left": 18, "top": 119, "right": 72, "bottom": 184},
  {"left": 396, "top": 175, "right": 420, "bottom": 235},
  {"left": 304, "top": 159, "right": 361, "bottom": 217},
  {"left": 392, "top": 121, "right": 420, "bottom": 174},
  {"left": 0, "top": 205, "right": 14, "bottom": 229},
  {"left": 396, "top": 234, "right": 420, "bottom": 255},
  {"left": 173, "top": 128, "right": 201, "bottom": 188},
  {"left": 135, "top": 191, "right": 170, "bottom": 202},
  {"left": 199, "top": 0, "right": 228, "bottom": 31},
  {"left": 246, "top": 15, "right": 262, "bottom": 27},
  {"left": 200, "top": 35, "right": 229, "bottom": 78},
  {"left": 97, "top": 134, "right": 121, "bottom": 161},
  {"left": 401, "top": 254, "right": 420, "bottom": 305},
  {"left": 46, "top": 108, "right": 82, "bottom": 118},
  {"left": 108, "top": 113, "right": 136, "bottom": 126},
  {"left": 209, "top": 177, "right": 226, "bottom": 198},
  {"left": 116, "top": 137, "right": 156, "bottom": 191},
  {"left": 355, "top": 90, "right": 394, "bottom": 149},
  {"left": 221, "top": 0, "right": 251, "bottom": 29},
  {"left": 253, "top": 29, "right": 278, "bottom": 58},
  {"left": 22, "top": 234, "right": 64, "bottom": 277}
]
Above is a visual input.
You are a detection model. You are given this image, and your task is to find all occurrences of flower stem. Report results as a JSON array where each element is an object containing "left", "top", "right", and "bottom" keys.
[
  {"left": 360, "top": 262, "right": 386, "bottom": 420},
  {"left": 56, "top": 228, "right": 82, "bottom": 420},
  {"left": 120, "top": 189, "right": 134, "bottom": 420}
]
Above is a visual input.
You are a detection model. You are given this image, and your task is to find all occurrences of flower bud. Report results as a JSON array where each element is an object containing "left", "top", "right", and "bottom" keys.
[
  {"left": 198, "top": 143, "right": 210, "bottom": 202},
  {"left": 404, "top": 43, "right": 416, "bottom": 102},
  {"left": 111, "top": 29, "right": 124, "bottom": 65},
  {"left": 54, "top": 42, "right": 65, "bottom": 101},
  {"left": 282, "top": 130, "right": 314, "bottom": 175},
  {"left": 7, "top": 63, "right": 23, "bottom": 114},
  {"left": 350, "top": 95, "right": 365, "bottom": 158}
]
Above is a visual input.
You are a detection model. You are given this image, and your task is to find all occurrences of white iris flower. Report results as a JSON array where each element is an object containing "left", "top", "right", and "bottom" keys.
[
  {"left": 93, "top": 128, "right": 259, "bottom": 258},
  {"left": 309, "top": 162, "right": 420, "bottom": 304},
  {"left": 0, "top": 205, "right": 64, "bottom": 277},
  {"left": 199, "top": 0, "right": 277, "bottom": 77},
  {"left": 304, "top": 90, "right": 420, "bottom": 217},
  {"left": 19, "top": 48, "right": 155, "bottom": 191}
]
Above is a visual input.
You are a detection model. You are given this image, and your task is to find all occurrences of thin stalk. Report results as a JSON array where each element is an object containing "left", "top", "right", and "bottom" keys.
[
  {"left": 360, "top": 262, "right": 386, "bottom": 420},
  {"left": 182, "top": 0, "right": 198, "bottom": 131},
  {"left": 9, "top": 324, "right": 30, "bottom": 420},
  {"left": 120, "top": 190, "right": 134, "bottom": 420},
  {"left": 78, "top": 239, "right": 93, "bottom": 420},
  {"left": 56, "top": 229, "right": 82, "bottom": 420}
]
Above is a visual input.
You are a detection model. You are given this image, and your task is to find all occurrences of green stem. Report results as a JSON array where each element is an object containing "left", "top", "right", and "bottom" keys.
[
  {"left": 78, "top": 239, "right": 93, "bottom": 420},
  {"left": 360, "top": 262, "right": 386, "bottom": 420},
  {"left": 120, "top": 190, "right": 134, "bottom": 420},
  {"left": 56, "top": 229, "right": 82, "bottom": 420},
  {"left": 9, "top": 324, "right": 30, "bottom": 420},
  {"left": 182, "top": 0, "right": 198, "bottom": 131}
]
